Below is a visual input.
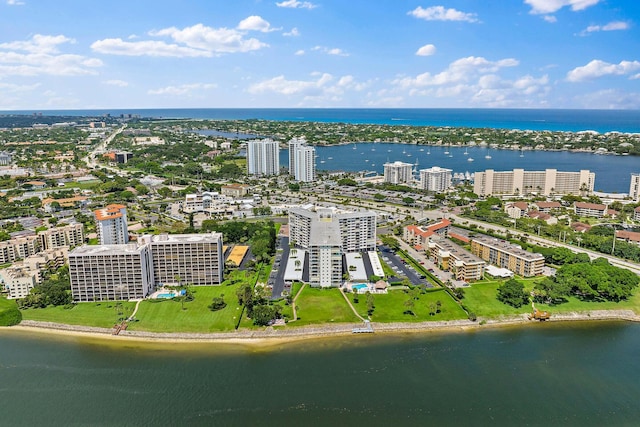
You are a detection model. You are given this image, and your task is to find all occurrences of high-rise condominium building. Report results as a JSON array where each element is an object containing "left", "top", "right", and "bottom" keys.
[
  {"left": 383, "top": 161, "right": 414, "bottom": 184},
  {"left": 473, "top": 169, "right": 595, "bottom": 196},
  {"left": 289, "top": 205, "right": 376, "bottom": 287},
  {"left": 94, "top": 204, "right": 129, "bottom": 245},
  {"left": 247, "top": 139, "right": 280, "bottom": 176},
  {"left": 288, "top": 137, "right": 316, "bottom": 182},
  {"left": 140, "top": 233, "right": 224, "bottom": 286},
  {"left": 294, "top": 145, "right": 316, "bottom": 182},
  {"left": 68, "top": 232, "right": 224, "bottom": 302},
  {"left": 630, "top": 173, "right": 640, "bottom": 202},
  {"left": 69, "top": 244, "right": 154, "bottom": 302},
  {"left": 419, "top": 166, "right": 452, "bottom": 192}
]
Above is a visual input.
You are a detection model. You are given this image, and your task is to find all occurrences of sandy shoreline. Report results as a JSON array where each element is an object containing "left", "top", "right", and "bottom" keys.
[{"left": 2, "top": 309, "right": 640, "bottom": 347}]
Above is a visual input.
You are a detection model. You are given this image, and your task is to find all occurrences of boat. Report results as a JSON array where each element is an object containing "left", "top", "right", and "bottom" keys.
[
  {"left": 371, "top": 148, "right": 376, "bottom": 151},
  {"left": 353, "top": 144, "right": 357, "bottom": 150},
  {"left": 427, "top": 149, "right": 430, "bottom": 155},
  {"left": 464, "top": 148, "right": 469, "bottom": 156},
  {"left": 328, "top": 157, "right": 333, "bottom": 160},
  {"left": 519, "top": 149, "right": 524, "bottom": 158},
  {"left": 467, "top": 157, "right": 474, "bottom": 162},
  {"left": 485, "top": 149, "right": 492, "bottom": 159},
  {"left": 419, "top": 148, "right": 424, "bottom": 152}
]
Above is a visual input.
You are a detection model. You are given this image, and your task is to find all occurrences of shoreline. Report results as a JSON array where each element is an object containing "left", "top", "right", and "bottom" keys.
[{"left": 3, "top": 309, "right": 640, "bottom": 348}]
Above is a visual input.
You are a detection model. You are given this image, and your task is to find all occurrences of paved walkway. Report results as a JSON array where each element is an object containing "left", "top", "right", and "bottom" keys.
[
  {"left": 290, "top": 283, "right": 306, "bottom": 322},
  {"left": 128, "top": 299, "right": 143, "bottom": 321},
  {"left": 339, "top": 288, "right": 367, "bottom": 322}
]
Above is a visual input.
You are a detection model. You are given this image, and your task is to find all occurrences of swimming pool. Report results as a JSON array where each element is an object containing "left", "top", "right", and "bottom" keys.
[
  {"left": 352, "top": 284, "right": 368, "bottom": 292},
  {"left": 157, "top": 293, "right": 176, "bottom": 299}
]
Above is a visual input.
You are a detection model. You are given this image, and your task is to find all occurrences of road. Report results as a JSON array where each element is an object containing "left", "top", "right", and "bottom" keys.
[{"left": 82, "top": 124, "right": 128, "bottom": 174}]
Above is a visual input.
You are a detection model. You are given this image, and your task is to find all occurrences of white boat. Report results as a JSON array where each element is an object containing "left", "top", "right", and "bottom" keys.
[
  {"left": 427, "top": 149, "right": 430, "bottom": 155},
  {"left": 464, "top": 148, "right": 469, "bottom": 155},
  {"left": 467, "top": 157, "right": 474, "bottom": 162},
  {"left": 328, "top": 157, "right": 333, "bottom": 160},
  {"left": 419, "top": 148, "right": 424, "bottom": 152}
]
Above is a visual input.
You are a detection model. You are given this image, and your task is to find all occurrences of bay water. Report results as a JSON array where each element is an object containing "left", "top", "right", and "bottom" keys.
[{"left": 1, "top": 322, "right": 639, "bottom": 426}]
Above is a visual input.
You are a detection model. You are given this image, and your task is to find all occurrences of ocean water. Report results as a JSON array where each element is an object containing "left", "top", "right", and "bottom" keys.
[
  {"left": 1, "top": 322, "right": 640, "bottom": 426},
  {"left": 4, "top": 108, "right": 640, "bottom": 133}
]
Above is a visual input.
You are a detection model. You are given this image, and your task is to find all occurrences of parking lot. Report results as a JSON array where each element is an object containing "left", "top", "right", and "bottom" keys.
[{"left": 378, "top": 245, "right": 434, "bottom": 288}]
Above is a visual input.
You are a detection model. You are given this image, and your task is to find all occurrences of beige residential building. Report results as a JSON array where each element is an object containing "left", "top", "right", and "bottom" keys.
[
  {"left": 221, "top": 184, "right": 250, "bottom": 198},
  {"left": 473, "top": 169, "right": 595, "bottom": 196},
  {"left": 470, "top": 235, "right": 544, "bottom": 277},
  {"left": 39, "top": 223, "right": 84, "bottom": 250},
  {"left": 630, "top": 173, "right": 640, "bottom": 202},
  {"left": 140, "top": 233, "right": 224, "bottom": 286},
  {"left": 0, "top": 235, "right": 40, "bottom": 264},
  {"left": 0, "top": 265, "right": 40, "bottom": 299},
  {"left": 428, "top": 237, "right": 485, "bottom": 282},
  {"left": 419, "top": 166, "right": 452, "bottom": 192},
  {"left": 69, "top": 244, "right": 154, "bottom": 302},
  {"left": 574, "top": 202, "right": 608, "bottom": 218}
]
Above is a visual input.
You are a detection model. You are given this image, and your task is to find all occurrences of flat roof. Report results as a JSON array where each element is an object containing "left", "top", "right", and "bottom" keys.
[
  {"left": 70, "top": 244, "right": 144, "bottom": 256},
  {"left": 471, "top": 235, "right": 544, "bottom": 261}
]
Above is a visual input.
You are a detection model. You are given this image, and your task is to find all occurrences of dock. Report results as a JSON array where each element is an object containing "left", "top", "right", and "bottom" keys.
[{"left": 352, "top": 320, "right": 374, "bottom": 333}]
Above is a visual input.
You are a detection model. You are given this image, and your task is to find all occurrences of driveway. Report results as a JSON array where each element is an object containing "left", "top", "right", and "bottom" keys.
[{"left": 378, "top": 245, "right": 433, "bottom": 287}]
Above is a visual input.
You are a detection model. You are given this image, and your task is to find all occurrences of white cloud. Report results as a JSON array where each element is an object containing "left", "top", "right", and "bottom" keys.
[
  {"left": 391, "top": 56, "right": 546, "bottom": 107},
  {"left": 91, "top": 38, "right": 212, "bottom": 57},
  {"left": 237, "top": 16, "right": 280, "bottom": 33},
  {"left": 0, "top": 34, "right": 102, "bottom": 77},
  {"left": 276, "top": 0, "right": 317, "bottom": 9},
  {"left": 104, "top": 79, "right": 129, "bottom": 87},
  {"left": 574, "top": 89, "right": 640, "bottom": 109},
  {"left": 247, "top": 73, "right": 369, "bottom": 102},
  {"left": 92, "top": 22, "right": 269, "bottom": 57},
  {"left": 543, "top": 15, "right": 557, "bottom": 23},
  {"left": 524, "top": 0, "right": 600, "bottom": 14},
  {"left": 311, "top": 45, "right": 349, "bottom": 56},
  {"left": 148, "top": 83, "right": 217, "bottom": 96},
  {"left": 6, "top": 0, "right": 25, "bottom": 5},
  {"left": 294, "top": 49, "right": 305, "bottom": 55},
  {"left": 580, "top": 21, "right": 629, "bottom": 35},
  {"left": 0, "top": 82, "right": 39, "bottom": 92},
  {"left": 394, "top": 56, "right": 518, "bottom": 88},
  {"left": 283, "top": 27, "right": 300, "bottom": 37},
  {"left": 567, "top": 59, "right": 640, "bottom": 82},
  {"left": 415, "top": 44, "right": 436, "bottom": 56},
  {"left": 408, "top": 6, "right": 478, "bottom": 23}
]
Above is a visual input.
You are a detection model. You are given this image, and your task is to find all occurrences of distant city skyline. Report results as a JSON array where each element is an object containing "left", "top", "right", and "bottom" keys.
[{"left": 0, "top": 0, "right": 639, "bottom": 110}]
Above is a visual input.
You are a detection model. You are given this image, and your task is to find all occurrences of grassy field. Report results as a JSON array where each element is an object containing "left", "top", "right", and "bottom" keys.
[
  {"left": 21, "top": 301, "right": 136, "bottom": 328},
  {"left": 463, "top": 277, "right": 640, "bottom": 318},
  {"left": 292, "top": 286, "right": 360, "bottom": 326},
  {"left": 128, "top": 285, "right": 243, "bottom": 333},
  {"left": 0, "top": 297, "right": 22, "bottom": 326},
  {"left": 351, "top": 288, "right": 467, "bottom": 322}
]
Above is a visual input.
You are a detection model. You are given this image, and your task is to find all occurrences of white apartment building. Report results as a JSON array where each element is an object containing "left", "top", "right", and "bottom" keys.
[
  {"left": 630, "top": 173, "right": 640, "bottom": 202},
  {"left": 383, "top": 161, "right": 413, "bottom": 184},
  {"left": 419, "top": 166, "right": 452, "bottom": 192},
  {"left": 247, "top": 138, "right": 280, "bottom": 176},
  {"left": 39, "top": 223, "right": 84, "bottom": 250},
  {"left": 94, "top": 204, "right": 129, "bottom": 245},
  {"left": 289, "top": 205, "right": 376, "bottom": 287},
  {"left": 0, "top": 151, "right": 12, "bottom": 166},
  {"left": 0, "top": 265, "right": 40, "bottom": 299},
  {"left": 288, "top": 137, "right": 306, "bottom": 174},
  {"left": 473, "top": 169, "right": 595, "bottom": 196},
  {"left": 140, "top": 233, "right": 224, "bottom": 286},
  {"left": 69, "top": 244, "right": 154, "bottom": 302},
  {"left": 293, "top": 145, "right": 316, "bottom": 182}
]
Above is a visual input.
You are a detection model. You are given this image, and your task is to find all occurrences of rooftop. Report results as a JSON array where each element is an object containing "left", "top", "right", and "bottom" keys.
[{"left": 471, "top": 235, "right": 545, "bottom": 261}]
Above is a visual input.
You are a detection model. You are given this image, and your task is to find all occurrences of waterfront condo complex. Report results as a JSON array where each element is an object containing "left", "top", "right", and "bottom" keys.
[
  {"left": 383, "top": 161, "right": 413, "bottom": 184},
  {"left": 69, "top": 233, "right": 224, "bottom": 302},
  {"left": 94, "top": 204, "right": 129, "bottom": 245},
  {"left": 419, "top": 166, "right": 453, "bottom": 192},
  {"left": 630, "top": 173, "right": 640, "bottom": 202},
  {"left": 470, "top": 235, "right": 545, "bottom": 277},
  {"left": 289, "top": 205, "right": 376, "bottom": 288},
  {"left": 473, "top": 169, "right": 595, "bottom": 196},
  {"left": 288, "top": 137, "right": 316, "bottom": 182},
  {"left": 246, "top": 138, "right": 280, "bottom": 176}
]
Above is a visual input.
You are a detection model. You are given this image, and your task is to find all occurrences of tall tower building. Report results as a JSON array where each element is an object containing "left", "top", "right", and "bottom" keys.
[
  {"left": 94, "top": 204, "right": 129, "bottom": 245},
  {"left": 288, "top": 137, "right": 306, "bottom": 174},
  {"left": 419, "top": 166, "right": 452, "bottom": 192},
  {"left": 294, "top": 145, "right": 317, "bottom": 182},
  {"left": 383, "top": 161, "right": 414, "bottom": 184},
  {"left": 247, "top": 139, "right": 280, "bottom": 176},
  {"left": 630, "top": 173, "right": 640, "bottom": 202}
]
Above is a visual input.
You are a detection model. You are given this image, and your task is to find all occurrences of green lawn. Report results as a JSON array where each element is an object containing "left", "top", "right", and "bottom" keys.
[
  {"left": 351, "top": 288, "right": 467, "bottom": 322},
  {"left": 292, "top": 287, "right": 360, "bottom": 326},
  {"left": 21, "top": 301, "right": 136, "bottom": 328},
  {"left": 0, "top": 297, "right": 21, "bottom": 326},
  {"left": 462, "top": 277, "right": 640, "bottom": 318},
  {"left": 129, "top": 285, "right": 242, "bottom": 333}
]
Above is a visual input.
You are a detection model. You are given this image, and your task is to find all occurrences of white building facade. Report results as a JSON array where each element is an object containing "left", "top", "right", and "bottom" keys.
[
  {"left": 473, "top": 169, "right": 595, "bottom": 196},
  {"left": 419, "top": 166, "right": 452, "bottom": 192},
  {"left": 247, "top": 139, "right": 280, "bottom": 176},
  {"left": 383, "top": 161, "right": 413, "bottom": 184},
  {"left": 293, "top": 145, "right": 316, "bottom": 182},
  {"left": 94, "top": 204, "right": 129, "bottom": 245},
  {"left": 630, "top": 173, "right": 640, "bottom": 202}
]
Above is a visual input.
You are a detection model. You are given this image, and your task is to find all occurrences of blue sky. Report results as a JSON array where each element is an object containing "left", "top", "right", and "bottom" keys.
[{"left": 0, "top": 0, "right": 639, "bottom": 109}]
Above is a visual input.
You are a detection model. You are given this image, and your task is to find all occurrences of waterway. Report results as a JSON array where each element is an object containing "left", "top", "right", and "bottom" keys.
[
  {"left": 1, "top": 322, "right": 639, "bottom": 426},
  {"left": 280, "top": 143, "right": 639, "bottom": 193}
]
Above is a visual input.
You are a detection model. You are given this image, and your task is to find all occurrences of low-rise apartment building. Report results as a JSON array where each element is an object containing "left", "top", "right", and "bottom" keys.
[
  {"left": 404, "top": 218, "right": 451, "bottom": 249},
  {"left": 39, "top": 223, "right": 84, "bottom": 250},
  {"left": 428, "top": 237, "right": 485, "bottom": 282},
  {"left": 470, "top": 235, "right": 544, "bottom": 277},
  {"left": 574, "top": 202, "right": 608, "bottom": 218}
]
